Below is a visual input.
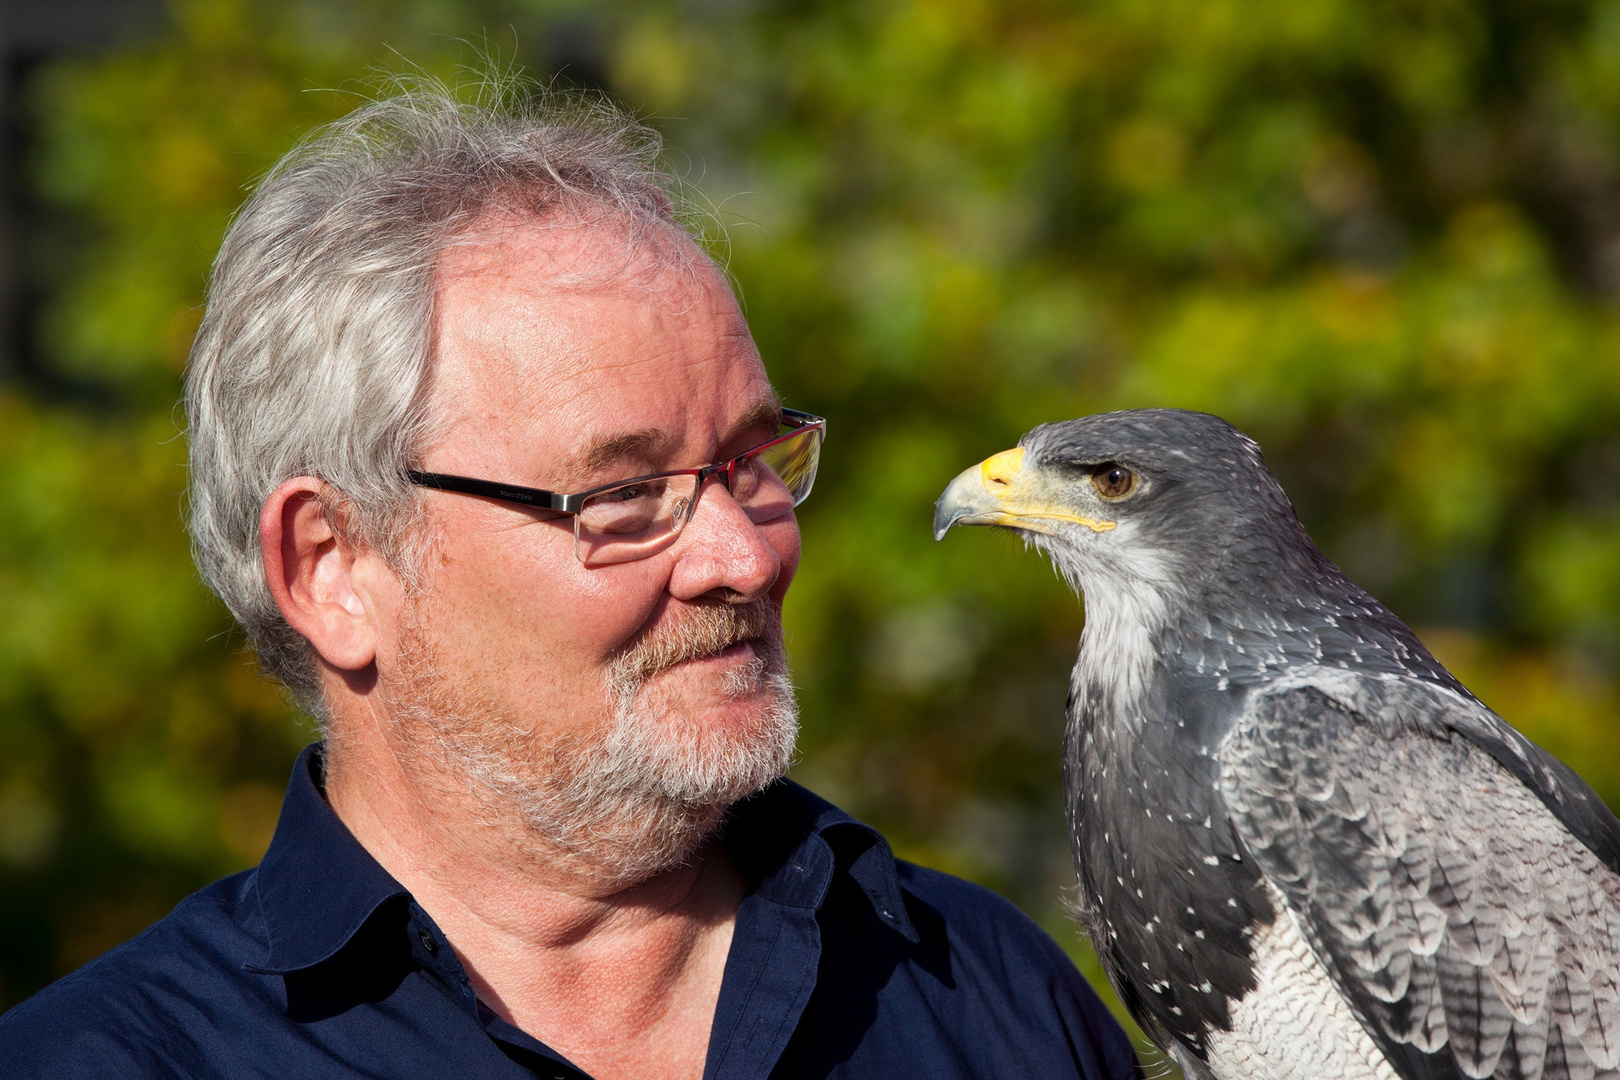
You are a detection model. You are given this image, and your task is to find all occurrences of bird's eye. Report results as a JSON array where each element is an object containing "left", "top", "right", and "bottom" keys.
[{"left": 1092, "top": 463, "right": 1136, "bottom": 499}]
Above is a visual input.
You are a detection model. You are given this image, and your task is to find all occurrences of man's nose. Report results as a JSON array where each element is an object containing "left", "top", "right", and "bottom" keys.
[{"left": 666, "top": 476, "right": 784, "bottom": 602}]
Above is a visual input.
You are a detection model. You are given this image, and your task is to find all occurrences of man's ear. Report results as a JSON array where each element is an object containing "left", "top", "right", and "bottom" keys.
[{"left": 260, "top": 477, "right": 391, "bottom": 672}]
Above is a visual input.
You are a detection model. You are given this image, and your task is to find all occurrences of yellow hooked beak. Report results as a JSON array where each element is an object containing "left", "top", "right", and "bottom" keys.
[{"left": 933, "top": 447, "right": 1117, "bottom": 540}]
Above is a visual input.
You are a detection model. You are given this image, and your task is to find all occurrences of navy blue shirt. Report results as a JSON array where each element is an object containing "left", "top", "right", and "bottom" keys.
[{"left": 1, "top": 747, "right": 1139, "bottom": 1079}]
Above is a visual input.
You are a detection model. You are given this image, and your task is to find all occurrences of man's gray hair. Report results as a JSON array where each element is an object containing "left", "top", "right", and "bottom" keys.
[{"left": 185, "top": 77, "right": 687, "bottom": 714}]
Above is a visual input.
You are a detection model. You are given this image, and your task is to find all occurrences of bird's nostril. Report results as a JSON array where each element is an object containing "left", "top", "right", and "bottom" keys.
[{"left": 978, "top": 448, "right": 1025, "bottom": 492}]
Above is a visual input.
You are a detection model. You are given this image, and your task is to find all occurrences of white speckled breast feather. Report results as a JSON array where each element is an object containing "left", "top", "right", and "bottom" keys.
[{"left": 1201, "top": 883, "right": 1399, "bottom": 1080}]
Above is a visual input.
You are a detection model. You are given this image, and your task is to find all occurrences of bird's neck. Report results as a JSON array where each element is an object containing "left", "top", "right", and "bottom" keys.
[
  {"left": 1073, "top": 572, "right": 1175, "bottom": 724},
  {"left": 1073, "top": 538, "right": 1459, "bottom": 728}
]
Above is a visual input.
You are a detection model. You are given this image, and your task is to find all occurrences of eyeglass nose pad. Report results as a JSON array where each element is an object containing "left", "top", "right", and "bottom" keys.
[{"left": 672, "top": 495, "right": 693, "bottom": 526}]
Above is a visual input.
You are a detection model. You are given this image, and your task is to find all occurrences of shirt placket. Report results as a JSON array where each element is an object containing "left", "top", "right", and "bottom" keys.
[
  {"left": 702, "top": 833, "right": 834, "bottom": 1080},
  {"left": 405, "top": 901, "right": 592, "bottom": 1080}
]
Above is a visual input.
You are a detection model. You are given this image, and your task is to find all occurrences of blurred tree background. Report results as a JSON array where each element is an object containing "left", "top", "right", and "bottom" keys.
[{"left": 3, "top": 0, "right": 1620, "bottom": 1066}]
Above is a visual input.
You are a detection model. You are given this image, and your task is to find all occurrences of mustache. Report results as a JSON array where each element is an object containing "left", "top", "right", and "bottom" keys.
[{"left": 608, "top": 599, "right": 784, "bottom": 686}]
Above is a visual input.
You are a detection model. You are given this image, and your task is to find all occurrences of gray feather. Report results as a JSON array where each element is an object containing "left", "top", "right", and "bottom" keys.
[{"left": 1219, "top": 679, "right": 1620, "bottom": 1080}]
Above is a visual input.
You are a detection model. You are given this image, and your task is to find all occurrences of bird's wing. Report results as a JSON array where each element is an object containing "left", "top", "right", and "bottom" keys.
[{"left": 1217, "top": 676, "right": 1620, "bottom": 1080}]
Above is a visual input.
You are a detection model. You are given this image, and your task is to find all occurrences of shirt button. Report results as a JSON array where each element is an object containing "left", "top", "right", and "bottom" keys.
[{"left": 418, "top": 929, "right": 438, "bottom": 955}]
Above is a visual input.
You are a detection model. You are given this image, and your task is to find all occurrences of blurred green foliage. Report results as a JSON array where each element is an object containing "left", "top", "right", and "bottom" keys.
[{"left": 4, "top": 0, "right": 1619, "bottom": 1066}]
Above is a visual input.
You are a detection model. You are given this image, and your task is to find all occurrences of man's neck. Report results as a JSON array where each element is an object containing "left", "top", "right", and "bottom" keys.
[{"left": 322, "top": 727, "right": 744, "bottom": 1080}]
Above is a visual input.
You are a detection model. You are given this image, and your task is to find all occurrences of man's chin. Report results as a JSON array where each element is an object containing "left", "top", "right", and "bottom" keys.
[
  {"left": 537, "top": 663, "right": 796, "bottom": 888},
  {"left": 611, "top": 661, "right": 799, "bottom": 801}
]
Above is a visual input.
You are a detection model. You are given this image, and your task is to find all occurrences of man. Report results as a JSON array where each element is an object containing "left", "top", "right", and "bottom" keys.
[{"left": 0, "top": 81, "right": 1139, "bottom": 1080}]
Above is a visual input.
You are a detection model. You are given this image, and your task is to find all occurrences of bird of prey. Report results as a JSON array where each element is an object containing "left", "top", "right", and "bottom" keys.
[{"left": 934, "top": 409, "right": 1620, "bottom": 1080}]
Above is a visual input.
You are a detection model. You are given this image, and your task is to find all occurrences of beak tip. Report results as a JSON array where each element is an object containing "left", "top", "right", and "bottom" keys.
[{"left": 934, "top": 464, "right": 996, "bottom": 539}]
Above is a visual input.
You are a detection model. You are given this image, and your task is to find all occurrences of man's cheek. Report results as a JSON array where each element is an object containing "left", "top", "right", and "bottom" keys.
[{"left": 572, "top": 571, "right": 673, "bottom": 661}]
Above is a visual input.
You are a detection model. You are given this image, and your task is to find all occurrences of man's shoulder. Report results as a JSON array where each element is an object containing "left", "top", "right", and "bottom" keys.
[
  {"left": 0, "top": 870, "right": 265, "bottom": 1076},
  {"left": 764, "top": 779, "right": 1116, "bottom": 1008},
  {"left": 894, "top": 858, "right": 1069, "bottom": 959},
  {"left": 888, "top": 860, "right": 1141, "bottom": 1078},
  {"left": 893, "top": 857, "right": 1030, "bottom": 912}
]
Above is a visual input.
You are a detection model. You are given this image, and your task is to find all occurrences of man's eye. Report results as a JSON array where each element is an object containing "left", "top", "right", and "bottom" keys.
[{"left": 601, "top": 479, "right": 664, "bottom": 503}]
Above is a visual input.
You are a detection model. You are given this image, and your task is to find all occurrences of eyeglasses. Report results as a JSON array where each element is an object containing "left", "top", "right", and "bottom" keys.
[{"left": 408, "top": 408, "right": 825, "bottom": 565}]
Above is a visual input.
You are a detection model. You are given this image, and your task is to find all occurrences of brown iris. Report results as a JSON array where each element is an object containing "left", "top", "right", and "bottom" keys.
[{"left": 1092, "top": 462, "right": 1136, "bottom": 499}]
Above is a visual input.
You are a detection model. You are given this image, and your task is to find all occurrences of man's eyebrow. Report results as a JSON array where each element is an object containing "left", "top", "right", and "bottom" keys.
[
  {"left": 583, "top": 429, "right": 669, "bottom": 472},
  {"left": 727, "top": 400, "right": 785, "bottom": 443},
  {"left": 575, "top": 399, "right": 783, "bottom": 477}
]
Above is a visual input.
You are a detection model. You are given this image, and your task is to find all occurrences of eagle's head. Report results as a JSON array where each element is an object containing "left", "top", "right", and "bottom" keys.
[
  {"left": 934, "top": 408, "right": 1439, "bottom": 700},
  {"left": 933, "top": 409, "right": 1313, "bottom": 599}
]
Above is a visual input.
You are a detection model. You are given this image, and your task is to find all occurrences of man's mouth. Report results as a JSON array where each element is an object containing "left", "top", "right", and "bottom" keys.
[
  {"left": 653, "top": 638, "right": 760, "bottom": 675},
  {"left": 608, "top": 600, "right": 783, "bottom": 688},
  {"left": 702, "top": 638, "right": 757, "bottom": 660},
  {"left": 609, "top": 635, "right": 777, "bottom": 705}
]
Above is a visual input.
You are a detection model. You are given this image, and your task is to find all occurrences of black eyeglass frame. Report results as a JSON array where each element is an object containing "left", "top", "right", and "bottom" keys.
[{"left": 406, "top": 408, "right": 826, "bottom": 518}]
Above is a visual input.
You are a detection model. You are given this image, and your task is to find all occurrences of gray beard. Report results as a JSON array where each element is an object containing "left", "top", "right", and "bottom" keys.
[{"left": 383, "top": 598, "right": 799, "bottom": 889}]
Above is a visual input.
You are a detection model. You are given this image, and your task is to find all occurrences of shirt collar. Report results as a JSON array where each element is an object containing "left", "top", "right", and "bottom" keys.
[
  {"left": 724, "top": 778, "right": 920, "bottom": 943},
  {"left": 249, "top": 745, "right": 919, "bottom": 975},
  {"left": 248, "top": 744, "right": 407, "bottom": 975}
]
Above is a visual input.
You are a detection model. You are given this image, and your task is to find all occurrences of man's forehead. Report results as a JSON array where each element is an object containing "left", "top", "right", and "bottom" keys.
[
  {"left": 433, "top": 215, "right": 747, "bottom": 365},
  {"left": 437, "top": 210, "right": 709, "bottom": 295},
  {"left": 426, "top": 214, "right": 773, "bottom": 478}
]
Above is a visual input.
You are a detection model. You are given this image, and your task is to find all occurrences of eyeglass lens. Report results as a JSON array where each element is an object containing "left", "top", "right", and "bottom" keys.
[{"left": 574, "top": 423, "right": 822, "bottom": 565}]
